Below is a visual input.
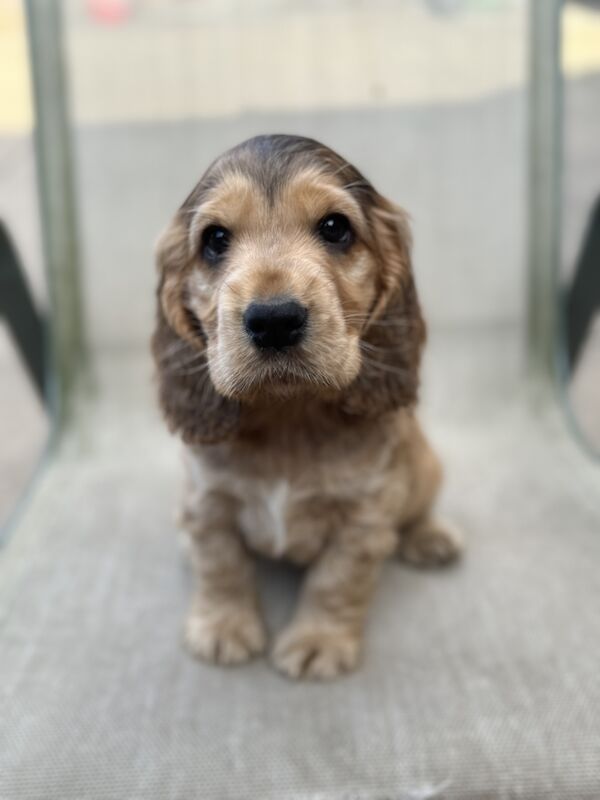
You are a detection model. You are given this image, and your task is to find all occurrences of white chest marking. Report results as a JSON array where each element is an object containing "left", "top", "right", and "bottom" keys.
[
  {"left": 264, "top": 480, "right": 289, "bottom": 555},
  {"left": 184, "top": 448, "right": 293, "bottom": 557},
  {"left": 239, "top": 479, "right": 290, "bottom": 557}
]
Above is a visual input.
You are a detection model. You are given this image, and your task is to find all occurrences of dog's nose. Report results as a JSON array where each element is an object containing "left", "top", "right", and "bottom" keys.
[{"left": 243, "top": 299, "right": 308, "bottom": 350}]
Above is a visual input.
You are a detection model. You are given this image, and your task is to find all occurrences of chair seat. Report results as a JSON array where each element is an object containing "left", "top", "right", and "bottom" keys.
[{"left": 2, "top": 326, "right": 600, "bottom": 800}]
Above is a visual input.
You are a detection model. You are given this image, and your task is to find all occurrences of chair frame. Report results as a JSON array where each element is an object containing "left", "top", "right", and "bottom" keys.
[{"left": 25, "top": 0, "right": 87, "bottom": 431}]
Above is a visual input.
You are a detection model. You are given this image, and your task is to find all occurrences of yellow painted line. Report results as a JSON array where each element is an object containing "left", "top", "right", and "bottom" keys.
[
  {"left": 563, "top": 6, "right": 600, "bottom": 75},
  {"left": 0, "top": 2, "right": 32, "bottom": 134}
]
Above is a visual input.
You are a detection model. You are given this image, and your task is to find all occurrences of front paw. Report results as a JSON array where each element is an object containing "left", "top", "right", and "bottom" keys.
[
  {"left": 272, "top": 622, "right": 361, "bottom": 680},
  {"left": 185, "top": 604, "right": 266, "bottom": 666},
  {"left": 398, "top": 517, "right": 464, "bottom": 568}
]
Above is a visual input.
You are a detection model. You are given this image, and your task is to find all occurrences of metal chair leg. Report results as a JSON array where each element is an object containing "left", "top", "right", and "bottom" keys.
[
  {"left": 566, "top": 195, "right": 600, "bottom": 372},
  {"left": 0, "top": 221, "right": 46, "bottom": 402}
]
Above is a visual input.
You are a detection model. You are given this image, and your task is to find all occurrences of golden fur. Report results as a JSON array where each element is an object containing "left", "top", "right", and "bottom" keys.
[{"left": 152, "top": 135, "right": 462, "bottom": 680}]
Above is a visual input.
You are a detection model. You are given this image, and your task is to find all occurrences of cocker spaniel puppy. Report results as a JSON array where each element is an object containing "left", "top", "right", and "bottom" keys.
[{"left": 152, "top": 134, "right": 462, "bottom": 680}]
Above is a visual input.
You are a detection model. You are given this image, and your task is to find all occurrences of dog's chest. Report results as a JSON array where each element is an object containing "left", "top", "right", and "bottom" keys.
[
  {"left": 185, "top": 448, "right": 335, "bottom": 562},
  {"left": 185, "top": 429, "right": 395, "bottom": 564},
  {"left": 236, "top": 476, "right": 329, "bottom": 563}
]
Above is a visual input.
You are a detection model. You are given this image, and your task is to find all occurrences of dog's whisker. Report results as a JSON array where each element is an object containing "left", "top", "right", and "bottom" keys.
[
  {"left": 358, "top": 353, "right": 412, "bottom": 378},
  {"left": 359, "top": 340, "right": 409, "bottom": 356},
  {"left": 164, "top": 362, "right": 210, "bottom": 378},
  {"left": 220, "top": 278, "right": 244, "bottom": 300},
  {"left": 157, "top": 338, "right": 194, "bottom": 359},
  {"left": 156, "top": 347, "right": 206, "bottom": 367},
  {"left": 156, "top": 347, "right": 204, "bottom": 364}
]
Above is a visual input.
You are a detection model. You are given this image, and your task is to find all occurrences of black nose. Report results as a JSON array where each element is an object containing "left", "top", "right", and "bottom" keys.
[{"left": 243, "top": 299, "right": 308, "bottom": 350}]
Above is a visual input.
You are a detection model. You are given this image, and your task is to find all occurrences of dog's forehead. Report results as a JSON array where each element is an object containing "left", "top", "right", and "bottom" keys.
[
  {"left": 192, "top": 165, "right": 367, "bottom": 236},
  {"left": 216, "top": 135, "right": 353, "bottom": 199}
]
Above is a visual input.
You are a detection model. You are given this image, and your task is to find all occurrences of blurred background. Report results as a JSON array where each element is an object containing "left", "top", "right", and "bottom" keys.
[{"left": 0, "top": 0, "right": 599, "bottom": 531}]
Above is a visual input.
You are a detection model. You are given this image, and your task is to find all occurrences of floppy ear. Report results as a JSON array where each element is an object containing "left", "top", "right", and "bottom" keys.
[
  {"left": 151, "top": 217, "right": 240, "bottom": 445},
  {"left": 341, "top": 197, "right": 426, "bottom": 417}
]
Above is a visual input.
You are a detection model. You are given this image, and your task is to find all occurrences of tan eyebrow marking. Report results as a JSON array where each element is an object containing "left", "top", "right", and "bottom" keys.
[
  {"left": 281, "top": 169, "right": 369, "bottom": 239},
  {"left": 188, "top": 172, "right": 259, "bottom": 251}
]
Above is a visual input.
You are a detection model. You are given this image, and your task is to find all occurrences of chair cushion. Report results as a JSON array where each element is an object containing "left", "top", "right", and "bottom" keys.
[{"left": 2, "top": 328, "right": 600, "bottom": 799}]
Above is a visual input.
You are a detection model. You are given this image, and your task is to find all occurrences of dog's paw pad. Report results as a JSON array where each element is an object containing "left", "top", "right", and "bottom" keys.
[
  {"left": 399, "top": 518, "right": 464, "bottom": 568},
  {"left": 272, "top": 624, "right": 360, "bottom": 680},
  {"left": 185, "top": 606, "right": 266, "bottom": 665}
]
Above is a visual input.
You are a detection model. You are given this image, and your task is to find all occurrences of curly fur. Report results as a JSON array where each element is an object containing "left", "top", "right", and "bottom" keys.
[{"left": 152, "top": 135, "right": 462, "bottom": 680}]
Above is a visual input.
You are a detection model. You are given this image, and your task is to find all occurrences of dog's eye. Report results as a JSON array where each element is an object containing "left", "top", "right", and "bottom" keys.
[
  {"left": 317, "top": 213, "right": 354, "bottom": 248},
  {"left": 201, "top": 225, "right": 230, "bottom": 264}
]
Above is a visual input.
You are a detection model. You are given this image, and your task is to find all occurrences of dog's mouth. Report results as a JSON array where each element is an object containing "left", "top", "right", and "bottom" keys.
[
  {"left": 248, "top": 347, "right": 329, "bottom": 392},
  {"left": 210, "top": 338, "right": 352, "bottom": 401}
]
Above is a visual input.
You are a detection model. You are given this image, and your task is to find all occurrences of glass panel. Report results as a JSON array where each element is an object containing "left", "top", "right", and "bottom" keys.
[
  {"left": 0, "top": 0, "right": 49, "bottom": 533},
  {"left": 561, "top": 0, "right": 600, "bottom": 455}
]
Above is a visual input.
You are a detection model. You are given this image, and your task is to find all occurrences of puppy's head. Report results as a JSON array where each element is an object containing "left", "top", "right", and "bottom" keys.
[{"left": 152, "top": 135, "right": 425, "bottom": 444}]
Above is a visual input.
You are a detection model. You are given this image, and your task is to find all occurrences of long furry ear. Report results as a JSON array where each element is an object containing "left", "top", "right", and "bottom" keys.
[
  {"left": 341, "top": 197, "right": 426, "bottom": 417},
  {"left": 151, "top": 217, "right": 240, "bottom": 445}
]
